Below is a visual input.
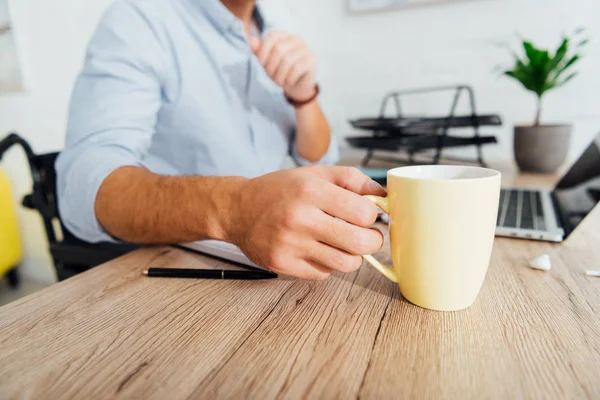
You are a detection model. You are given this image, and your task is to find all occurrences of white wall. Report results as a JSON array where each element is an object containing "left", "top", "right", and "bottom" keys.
[
  {"left": 1, "top": 0, "right": 599, "bottom": 283},
  {"left": 274, "top": 0, "right": 600, "bottom": 161}
]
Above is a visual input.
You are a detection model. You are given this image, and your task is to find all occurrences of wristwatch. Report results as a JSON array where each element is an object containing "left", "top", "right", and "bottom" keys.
[{"left": 285, "top": 85, "right": 320, "bottom": 108}]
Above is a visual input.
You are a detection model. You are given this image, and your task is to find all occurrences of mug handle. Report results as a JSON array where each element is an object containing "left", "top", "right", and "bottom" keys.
[{"left": 363, "top": 196, "right": 398, "bottom": 283}]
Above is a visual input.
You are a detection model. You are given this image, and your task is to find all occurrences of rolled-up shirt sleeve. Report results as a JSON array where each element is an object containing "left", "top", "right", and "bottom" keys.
[
  {"left": 56, "top": 2, "right": 166, "bottom": 243},
  {"left": 290, "top": 133, "right": 340, "bottom": 167}
]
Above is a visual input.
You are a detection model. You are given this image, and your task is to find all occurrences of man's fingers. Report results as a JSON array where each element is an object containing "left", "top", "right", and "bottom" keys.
[
  {"left": 274, "top": 48, "right": 309, "bottom": 87},
  {"left": 278, "top": 259, "right": 332, "bottom": 281},
  {"left": 263, "top": 37, "right": 298, "bottom": 78},
  {"left": 285, "top": 53, "right": 314, "bottom": 89},
  {"left": 257, "top": 31, "right": 289, "bottom": 66},
  {"left": 303, "top": 259, "right": 333, "bottom": 280},
  {"left": 316, "top": 183, "right": 380, "bottom": 227},
  {"left": 255, "top": 32, "right": 317, "bottom": 93},
  {"left": 314, "top": 214, "right": 384, "bottom": 255},
  {"left": 307, "top": 242, "right": 363, "bottom": 274},
  {"left": 312, "top": 166, "right": 387, "bottom": 196},
  {"left": 256, "top": 31, "right": 285, "bottom": 64}
]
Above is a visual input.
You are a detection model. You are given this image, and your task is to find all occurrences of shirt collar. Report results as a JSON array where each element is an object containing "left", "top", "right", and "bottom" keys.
[{"left": 194, "top": 0, "right": 271, "bottom": 36}]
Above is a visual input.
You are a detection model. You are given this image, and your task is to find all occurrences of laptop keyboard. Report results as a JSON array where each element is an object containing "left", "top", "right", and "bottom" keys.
[{"left": 498, "top": 189, "right": 546, "bottom": 230}]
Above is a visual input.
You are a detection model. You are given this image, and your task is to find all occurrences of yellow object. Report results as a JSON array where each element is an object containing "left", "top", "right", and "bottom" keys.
[
  {"left": 362, "top": 165, "right": 501, "bottom": 312},
  {"left": 0, "top": 168, "right": 22, "bottom": 276}
]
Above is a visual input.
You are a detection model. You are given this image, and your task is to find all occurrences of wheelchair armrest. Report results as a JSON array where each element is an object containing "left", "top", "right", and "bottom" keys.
[
  {"left": 49, "top": 242, "right": 138, "bottom": 269},
  {"left": 22, "top": 194, "right": 35, "bottom": 210}
]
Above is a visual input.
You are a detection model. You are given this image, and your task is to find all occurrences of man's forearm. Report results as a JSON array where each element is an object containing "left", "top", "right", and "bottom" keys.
[
  {"left": 95, "top": 166, "right": 245, "bottom": 244},
  {"left": 294, "top": 100, "right": 331, "bottom": 163}
]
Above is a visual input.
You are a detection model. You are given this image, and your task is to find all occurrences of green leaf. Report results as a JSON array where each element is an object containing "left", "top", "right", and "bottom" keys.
[
  {"left": 557, "top": 72, "right": 578, "bottom": 87},
  {"left": 523, "top": 41, "right": 542, "bottom": 64},
  {"left": 544, "top": 82, "right": 557, "bottom": 93},
  {"left": 504, "top": 70, "right": 538, "bottom": 93},
  {"left": 577, "top": 38, "right": 590, "bottom": 48},
  {"left": 520, "top": 41, "right": 554, "bottom": 96},
  {"left": 548, "top": 38, "right": 569, "bottom": 72},
  {"left": 514, "top": 57, "right": 527, "bottom": 71},
  {"left": 554, "top": 54, "right": 580, "bottom": 80}
]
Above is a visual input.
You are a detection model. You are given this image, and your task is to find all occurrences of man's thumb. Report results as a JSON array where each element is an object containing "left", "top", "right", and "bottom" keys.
[{"left": 249, "top": 36, "right": 261, "bottom": 53}]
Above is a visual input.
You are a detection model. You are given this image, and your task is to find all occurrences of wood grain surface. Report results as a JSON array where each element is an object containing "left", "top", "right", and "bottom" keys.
[{"left": 1, "top": 167, "right": 599, "bottom": 399}]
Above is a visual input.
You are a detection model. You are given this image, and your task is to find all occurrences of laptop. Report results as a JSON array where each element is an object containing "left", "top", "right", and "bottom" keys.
[{"left": 496, "top": 133, "right": 600, "bottom": 242}]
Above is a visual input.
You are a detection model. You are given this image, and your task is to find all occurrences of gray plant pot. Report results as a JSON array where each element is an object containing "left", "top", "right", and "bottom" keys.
[{"left": 513, "top": 125, "right": 572, "bottom": 173}]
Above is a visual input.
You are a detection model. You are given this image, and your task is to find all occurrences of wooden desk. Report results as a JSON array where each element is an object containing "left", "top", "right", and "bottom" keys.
[{"left": 1, "top": 168, "right": 600, "bottom": 399}]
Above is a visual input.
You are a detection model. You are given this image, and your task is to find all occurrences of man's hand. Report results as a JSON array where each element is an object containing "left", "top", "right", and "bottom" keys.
[
  {"left": 95, "top": 165, "right": 384, "bottom": 281},
  {"left": 250, "top": 31, "right": 317, "bottom": 103},
  {"left": 225, "top": 166, "right": 387, "bottom": 280}
]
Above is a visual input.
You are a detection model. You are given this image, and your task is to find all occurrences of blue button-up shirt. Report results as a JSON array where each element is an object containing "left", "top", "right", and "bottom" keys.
[{"left": 56, "top": 0, "right": 339, "bottom": 243}]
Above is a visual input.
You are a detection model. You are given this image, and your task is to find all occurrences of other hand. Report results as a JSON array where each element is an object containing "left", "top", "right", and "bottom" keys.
[{"left": 250, "top": 31, "right": 317, "bottom": 103}]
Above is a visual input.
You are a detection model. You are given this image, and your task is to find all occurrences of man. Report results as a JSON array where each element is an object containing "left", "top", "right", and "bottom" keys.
[{"left": 57, "top": 0, "right": 386, "bottom": 280}]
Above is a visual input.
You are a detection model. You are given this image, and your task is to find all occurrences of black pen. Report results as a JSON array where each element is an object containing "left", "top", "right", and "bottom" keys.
[{"left": 143, "top": 268, "right": 277, "bottom": 280}]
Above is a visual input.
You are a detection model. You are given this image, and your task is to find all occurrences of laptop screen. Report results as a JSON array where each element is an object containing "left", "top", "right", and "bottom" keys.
[{"left": 553, "top": 133, "right": 600, "bottom": 237}]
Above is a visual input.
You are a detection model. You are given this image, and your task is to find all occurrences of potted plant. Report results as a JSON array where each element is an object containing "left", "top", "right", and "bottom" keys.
[{"left": 504, "top": 30, "right": 588, "bottom": 173}]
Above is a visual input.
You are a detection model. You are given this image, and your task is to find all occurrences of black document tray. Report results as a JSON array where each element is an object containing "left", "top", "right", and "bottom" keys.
[{"left": 350, "top": 114, "right": 502, "bottom": 133}]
